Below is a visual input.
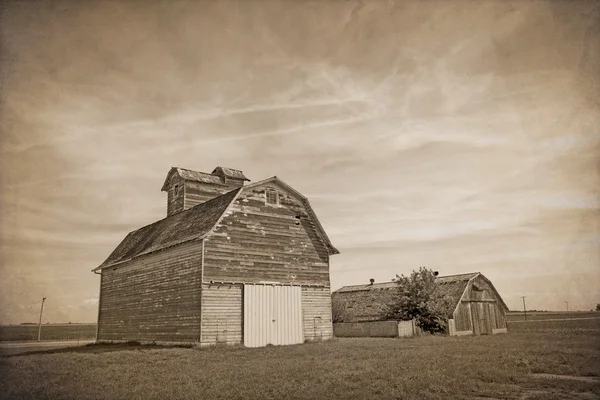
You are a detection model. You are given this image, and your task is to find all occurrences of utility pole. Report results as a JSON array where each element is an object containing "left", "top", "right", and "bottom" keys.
[
  {"left": 37, "top": 297, "right": 46, "bottom": 342},
  {"left": 522, "top": 296, "right": 528, "bottom": 322},
  {"left": 565, "top": 301, "right": 569, "bottom": 313}
]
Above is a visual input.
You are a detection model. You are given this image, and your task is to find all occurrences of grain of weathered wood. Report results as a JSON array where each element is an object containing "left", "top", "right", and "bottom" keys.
[
  {"left": 302, "top": 287, "right": 334, "bottom": 341},
  {"left": 203, "top": 185, "right": 331, "bottom": 286},
  {"left": 201, "top": 284, "right": 242, "bottom": 345},
  {"left": 97, "top": 241, "right": 202, "bottom": 342}
]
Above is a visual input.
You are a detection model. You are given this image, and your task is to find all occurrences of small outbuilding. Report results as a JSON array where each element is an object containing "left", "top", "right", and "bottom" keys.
[
  {"left": 332, "top": 272, "right": 508, "bottom": 336},
  {"left": 93, "top": 166, "right": 339, "bottom": 347}
]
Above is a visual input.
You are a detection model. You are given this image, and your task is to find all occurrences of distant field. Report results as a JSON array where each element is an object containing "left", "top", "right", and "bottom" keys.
[
  {"left": 506, "top": 311, "right": 599, "bottom": 322},
  {"left": 0, "top": 324, "right": 97, "bottom": 342},
  {"left": 507, "top": 315, "right": 600, "bottom": 336},
  {"left": 1, "top": 317, "right": 599, "bottom": 400}
]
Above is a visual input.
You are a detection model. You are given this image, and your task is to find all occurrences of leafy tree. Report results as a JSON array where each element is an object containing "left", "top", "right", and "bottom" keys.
[
  {"left": 385, "top": 267, "right": 455, "bottom": 334},
  {"left": 596, "top": 303, "right": 600, "bottom": 312}
]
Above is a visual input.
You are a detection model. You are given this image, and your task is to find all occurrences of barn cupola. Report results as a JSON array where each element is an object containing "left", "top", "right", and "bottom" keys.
[
  {"left": 161, "top": 166, "right": 250, "bottom": 217},
  {"left": 211, "top": 166, "right": 250, "bottom": 188}
]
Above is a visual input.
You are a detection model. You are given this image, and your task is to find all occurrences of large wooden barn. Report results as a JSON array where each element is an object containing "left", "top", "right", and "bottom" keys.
[
  {"left": 332, "top": 273, "right": 508, "bottom": 336},
  {"left": 93, "top": 166, "right": 339, "bottom": 347}
]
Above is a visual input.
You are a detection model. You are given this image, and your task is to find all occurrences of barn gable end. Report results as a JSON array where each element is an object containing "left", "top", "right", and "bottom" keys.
[
  {"left": 200, "top": 177, "right": 337, "bottom": 345},
  {"left": 452, "top": 274, "right": 508, "bottom": 335}
]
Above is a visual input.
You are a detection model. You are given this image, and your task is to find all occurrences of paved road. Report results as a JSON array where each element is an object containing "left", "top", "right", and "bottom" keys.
[{"left": 0, "top": 340, "right": 95, "bottom": 356}]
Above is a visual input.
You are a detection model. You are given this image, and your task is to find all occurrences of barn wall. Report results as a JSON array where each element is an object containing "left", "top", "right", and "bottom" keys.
[
  {"left": 333, "top": 320, "right": 418, "bottom": 338},
  {"left": 183, "top": 181, "right": 240, "bottom": 210},
  {"left": 494, "top": 303, "right": 507, "bottom": 330},
  {"left": 203, "top": 185, "right": 330, "bottom": 286},
  {"left": 166, "top": 174, "right": 185, "bottom": 216},
  {"left": 453, "top": 302, "right": 473, "bottom": 332},
  {"left": 331, "top": 289, "right": 395, "bottom": 323},
  {"left": 302, "top": 287, "right": 333, "bottom": 341},
  {"left": 200, "top": 284, "right": 243, "bottom": 346},
  {"left": 97, "top": 241, "right": 202, "bottom": 342},
  {"left": 333, "top": 321, "right": 399, "bottom": 337}
]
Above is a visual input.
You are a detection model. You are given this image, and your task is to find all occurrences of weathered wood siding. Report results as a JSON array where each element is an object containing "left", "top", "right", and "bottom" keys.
[
  {"left": 453, "top": 302, "right": 473, "bottom": 332},
  {"left": 333, "top": 320, "right": 400, "bottom": 338},
  {"left": 183, "top": 181, "right": 240, "bottom": 210},
  {"left": 203, "top": 184, "right": 330, "bottom": 285},
  {"left": 201, "top": 284, "right": 243, "bottom": 345},
  {"left": 97, "top": 241, "right": 202, "bottom": 342},
  {"left": 454, "top": 275, "right": 507, "bottom": 335},
  {"left": 166, "top": 174, "right": 185, "bottom": 216},
  {"left": 302, "top": 287, "right": 333, "bottom": 341}
]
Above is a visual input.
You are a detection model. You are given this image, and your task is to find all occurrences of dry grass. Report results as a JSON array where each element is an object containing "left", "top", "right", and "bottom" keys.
[{"left": 1, "top": 324, "right": 599, "bottom": 400}]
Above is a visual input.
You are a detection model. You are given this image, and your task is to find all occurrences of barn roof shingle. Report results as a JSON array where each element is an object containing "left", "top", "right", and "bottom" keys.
[
  {"left": 160, "top": 167, "right": 228, "bottom": 191},
  {"left": 212, "top": 166, "right": 250, "bottom": 181},
  {"left": 435, "top": 273, "right": 479, "bottom": 307},
  {"left": 334, "top": 272, "right": 508, "bottom": 312},
  {"left": 334, "top": 272, "right": 479, "bottom": 294},
  {"left": 96, "top": 188, "right": 241, "bottom": 269}
]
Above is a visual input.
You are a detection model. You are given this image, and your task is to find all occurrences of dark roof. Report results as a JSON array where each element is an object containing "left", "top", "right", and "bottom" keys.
[
  {"left": 212, "top": 166, "right": 250, "bottom": 181},
  {"left": 334, "top": 272, "right": 508, "bottom": 313},
  {"left": 334, "top": 273, "right": 480, "bottom": 294},
  {"left": 435, "top": 273, "right": 479, "bottom": 308},
  {"left": 160, "top": 167, "right": 227, "bottom": 191},
  {"left": 96, "top": 188, "right": 241, "bottom": 269}
]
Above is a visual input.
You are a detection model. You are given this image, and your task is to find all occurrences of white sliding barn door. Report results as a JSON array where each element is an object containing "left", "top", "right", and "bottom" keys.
[{"left": 243, "top": 285, "right": 303, "bottom": 348}]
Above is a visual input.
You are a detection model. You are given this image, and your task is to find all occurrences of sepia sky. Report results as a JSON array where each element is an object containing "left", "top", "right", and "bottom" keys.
[{"left": 1, "top": 0, "right": 599, "bottom": 324}]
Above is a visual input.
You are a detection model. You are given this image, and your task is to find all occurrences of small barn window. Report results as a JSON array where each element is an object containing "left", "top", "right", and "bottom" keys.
[
  {"left": 265, "top": 189, "right": 278, "bottom": 205},
  {"left": 174, "top": 184, "right": 180, "bottom": 196}
]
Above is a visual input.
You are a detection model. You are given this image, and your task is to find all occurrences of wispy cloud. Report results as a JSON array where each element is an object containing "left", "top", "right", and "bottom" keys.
[{"left": 1, "top": 0, "right": 599, "bottom": 323}]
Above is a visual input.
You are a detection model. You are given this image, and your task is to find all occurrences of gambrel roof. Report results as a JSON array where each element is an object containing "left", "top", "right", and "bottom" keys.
[
  {"left": 245, "top": 176, "right": 339, "bottom": 255},
  {"left": 335, "top": 273, "right": 478, "bottom": 293},
  {"left": 334, "top": 272, "right": 507, "bottom": 312},
  {"left": 95, "top": 176, "right": 338, "bottom": 270}
]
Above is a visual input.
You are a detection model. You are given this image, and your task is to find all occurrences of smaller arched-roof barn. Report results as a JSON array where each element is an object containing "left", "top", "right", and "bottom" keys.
[{"left": 332, "top": 272, "right": 508, "bottom": 336}]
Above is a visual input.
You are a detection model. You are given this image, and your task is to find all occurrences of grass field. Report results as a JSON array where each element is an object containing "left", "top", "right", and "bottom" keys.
[
  {"left": 506, "top": 312, "right": 599, "bottom": 322},
  {"left": 0, "top": 324, "right": 97, "bottom": 342},
  {"left": 1, "top": 317, "right": 599, "bottom": 400}
]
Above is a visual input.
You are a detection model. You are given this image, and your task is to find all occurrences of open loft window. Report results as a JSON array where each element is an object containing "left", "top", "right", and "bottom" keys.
[
  {"left": 174, "top": 184, "right": 180, "bottom": 196},
  {"left": 265, "top": 189, "right": 278, "bottom": 206}
]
